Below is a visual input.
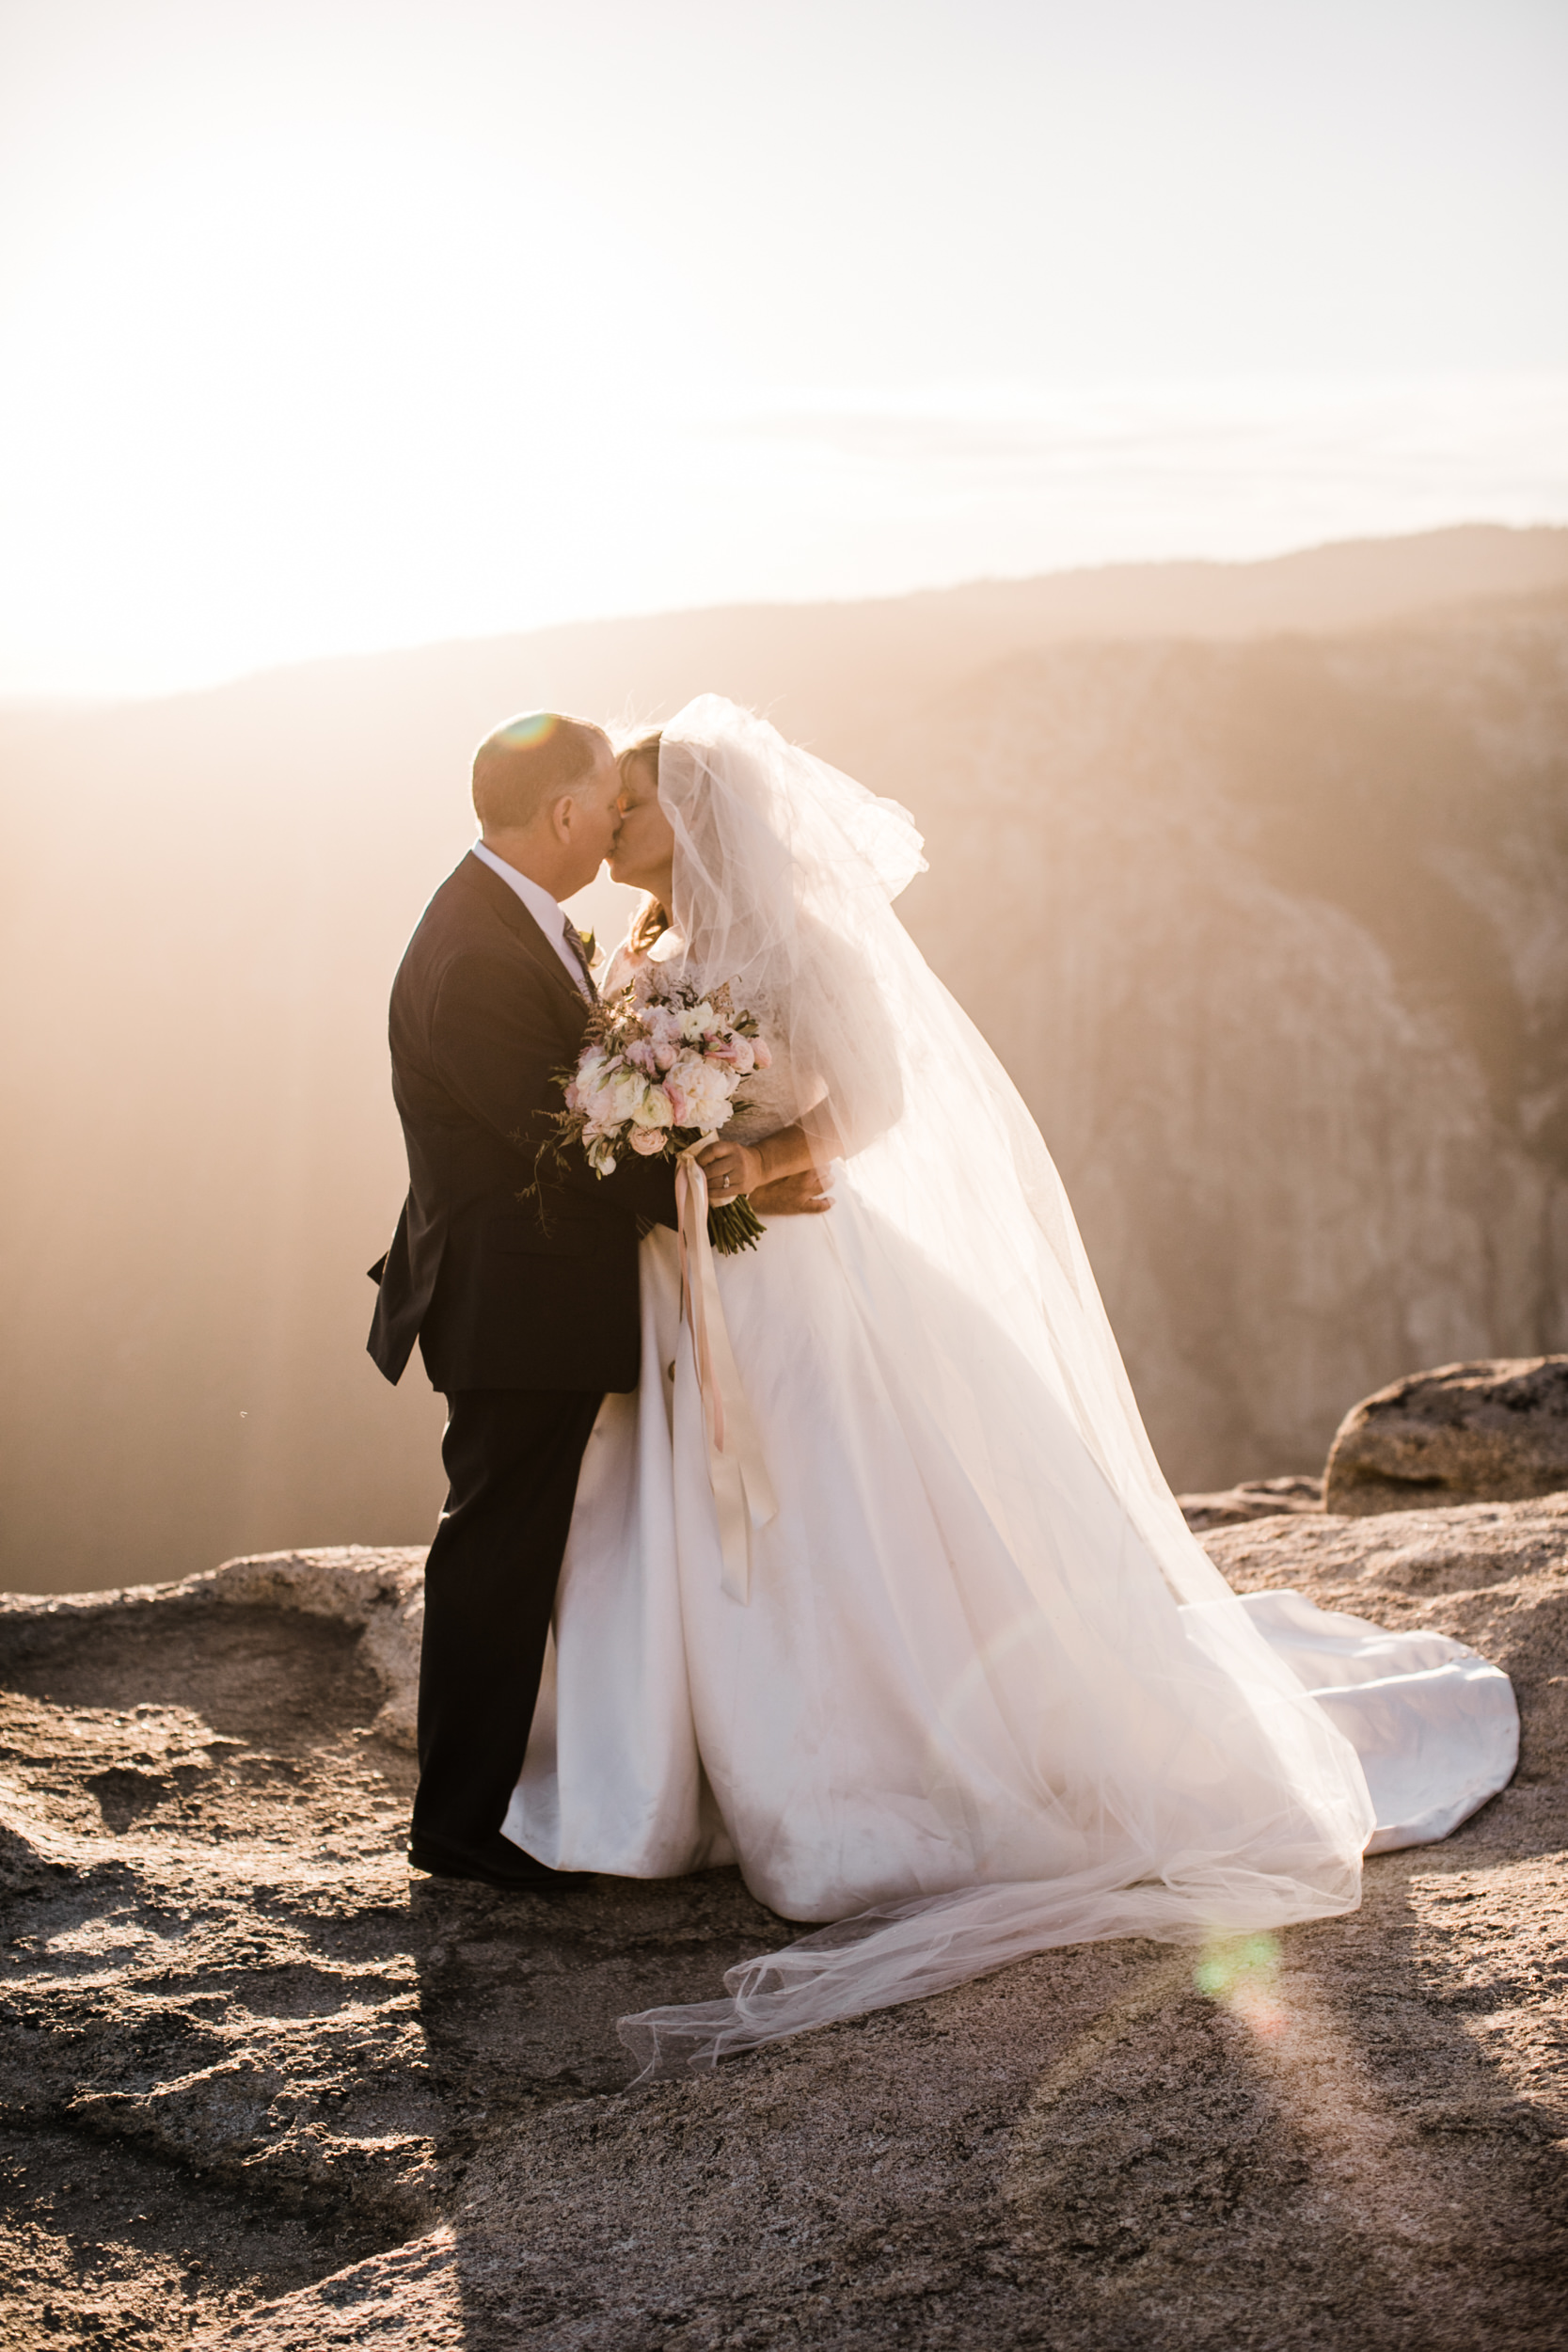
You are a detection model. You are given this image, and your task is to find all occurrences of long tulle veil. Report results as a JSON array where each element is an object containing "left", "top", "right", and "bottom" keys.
[{"left": 618, "top": 696, "right": 1374, "bottom": 2078}]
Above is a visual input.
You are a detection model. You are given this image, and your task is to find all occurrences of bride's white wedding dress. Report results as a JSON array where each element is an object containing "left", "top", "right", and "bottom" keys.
[{"left": 502, "top": 698, "right": 1517, "bottom": 2076}]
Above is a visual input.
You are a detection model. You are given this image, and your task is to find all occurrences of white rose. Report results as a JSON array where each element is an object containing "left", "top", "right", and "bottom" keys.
[
  {"left": 608, "top": 1067, "right": 652, "bottom": 1122},
  {"left": 627, "top": 1082, "right": 673, "bottom": 1130}
]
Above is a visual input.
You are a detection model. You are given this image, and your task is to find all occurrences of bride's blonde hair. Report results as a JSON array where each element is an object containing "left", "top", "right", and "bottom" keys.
[{"left": 618, "top": 730, "right": 671, "bottom": 957}]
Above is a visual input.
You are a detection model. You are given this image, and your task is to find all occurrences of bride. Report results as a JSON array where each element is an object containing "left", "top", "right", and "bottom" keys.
[{"left": 502, "top": 696, "right": 1517, "bottom": 2077}]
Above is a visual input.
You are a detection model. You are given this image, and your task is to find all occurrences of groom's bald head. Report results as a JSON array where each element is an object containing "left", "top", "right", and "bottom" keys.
[{"left": 471, "top": 711, "right": 610, "bottom": 834}]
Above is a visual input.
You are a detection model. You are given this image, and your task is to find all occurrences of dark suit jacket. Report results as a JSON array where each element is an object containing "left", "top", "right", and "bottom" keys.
[{"left": 368, "top": 852, "right": 677, "bottom": 1393}]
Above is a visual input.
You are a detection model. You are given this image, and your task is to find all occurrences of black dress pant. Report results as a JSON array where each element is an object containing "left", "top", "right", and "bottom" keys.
[{"left": 412, "top": 1387, "right": 603, "bottom": 1849}]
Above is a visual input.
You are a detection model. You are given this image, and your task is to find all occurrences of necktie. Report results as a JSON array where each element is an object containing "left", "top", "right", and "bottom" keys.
[{"left": 560, "top": 921, "right": 598, "bottom": 1001}]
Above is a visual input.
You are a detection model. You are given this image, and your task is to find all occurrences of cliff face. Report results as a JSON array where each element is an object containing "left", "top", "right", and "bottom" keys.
[
  {"left": 1, "top": 530, "right": 1565, "bottom": 1591},
  {"left": 885, "top": 600, "right": 1568, "bottom": 1488},
  {"left": 1, "top": 1509, "right": 1564, "bottom": 2348}
]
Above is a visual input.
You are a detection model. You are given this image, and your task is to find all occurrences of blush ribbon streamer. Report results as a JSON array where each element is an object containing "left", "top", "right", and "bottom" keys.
[{"left": 674, "top": 1143, "right": 778, "bottom": 1602}]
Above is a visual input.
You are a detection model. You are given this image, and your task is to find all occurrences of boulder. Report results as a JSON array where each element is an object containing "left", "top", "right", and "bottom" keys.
[
  {"left": 1324, "top": 1356, "right": 1568, "bottom": 1517},
  {"left": 2, "top": 1518, "right": 1565, "bottom": 2350}
]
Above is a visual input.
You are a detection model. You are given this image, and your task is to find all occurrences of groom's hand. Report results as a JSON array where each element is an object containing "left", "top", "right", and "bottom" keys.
[{"left": 750, "top": 1168, "right": 832, "bottom": 1216}]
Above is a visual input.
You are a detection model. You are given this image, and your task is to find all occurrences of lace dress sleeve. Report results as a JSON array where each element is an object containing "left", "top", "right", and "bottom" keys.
[
  {"left": 597, "top": 940, "right": 643, "bottom": 998},
  {"left": 792, "top": 914, "right": 904, "bottom": 1160}
]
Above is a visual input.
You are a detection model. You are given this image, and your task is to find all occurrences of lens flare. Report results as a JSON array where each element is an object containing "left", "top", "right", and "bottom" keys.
[
  {"left": 497, "top": 713, "right": 561, "bottom": 752},
  {"left": 1194, "top": 1931, "right": 1284, "bottom": 2036}
]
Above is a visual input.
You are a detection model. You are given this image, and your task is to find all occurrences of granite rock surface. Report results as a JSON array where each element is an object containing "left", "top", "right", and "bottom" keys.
[
  {"left": 1, "top": 1511, "right": 1565, "bottom": 2349},
  {"left": 1325, "top": 1357, "right": 1568, "bottom": 1518},
  {"left": 1177, "top": 1474, "right": 1324, "bottom": 1532}
]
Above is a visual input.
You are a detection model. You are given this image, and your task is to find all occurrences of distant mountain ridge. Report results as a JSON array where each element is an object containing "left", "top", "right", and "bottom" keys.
[
  {"left": 1, "top": 525, "right": 1564, "bottom": 1592},
  {"left": 9, "top": 519, "right": 1566, "bottom": 725}
]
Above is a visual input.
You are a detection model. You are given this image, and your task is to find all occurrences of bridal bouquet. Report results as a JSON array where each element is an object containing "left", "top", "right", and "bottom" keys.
[{"left": 551, "top": 969, "right": 772, "bottom": 1254}]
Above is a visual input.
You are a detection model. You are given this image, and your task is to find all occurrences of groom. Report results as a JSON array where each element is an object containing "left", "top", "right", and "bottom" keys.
[{"left": 369, "top": 711, "right": 818, "bottom": 1889}]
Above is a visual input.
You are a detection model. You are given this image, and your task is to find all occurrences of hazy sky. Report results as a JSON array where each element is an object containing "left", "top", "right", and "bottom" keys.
[{"left": 2, "top": 0, "right": 1564, "bottom": 693}]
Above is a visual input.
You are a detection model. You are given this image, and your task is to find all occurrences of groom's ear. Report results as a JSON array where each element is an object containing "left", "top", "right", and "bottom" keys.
[{"left": 552, "top": 743, "right": 618, "bottom": 840}]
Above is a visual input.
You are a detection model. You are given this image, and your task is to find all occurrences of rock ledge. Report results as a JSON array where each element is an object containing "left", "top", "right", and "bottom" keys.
[{"left": 3, "top": 1509, "right": 1566, "bottom": 2348}]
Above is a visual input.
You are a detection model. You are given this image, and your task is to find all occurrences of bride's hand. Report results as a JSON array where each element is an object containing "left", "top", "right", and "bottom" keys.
[{"left": 696, "top": 1139, "right": 765, "bottom": 1200}]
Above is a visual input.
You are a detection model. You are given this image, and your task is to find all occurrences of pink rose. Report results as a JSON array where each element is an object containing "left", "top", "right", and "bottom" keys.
[{"left": 629, "top": 1127, "right": 667, "bottom": 1155}]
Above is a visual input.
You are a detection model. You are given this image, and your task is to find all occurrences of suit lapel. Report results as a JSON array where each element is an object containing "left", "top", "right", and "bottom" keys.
[{"left": 457, "top": 851, "right": 592, "bottom": 1029}]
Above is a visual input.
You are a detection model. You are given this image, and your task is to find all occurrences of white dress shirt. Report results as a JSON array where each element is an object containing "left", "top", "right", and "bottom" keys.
[{"left": 470, "top": 839, "right": 590, "bottom": 995}]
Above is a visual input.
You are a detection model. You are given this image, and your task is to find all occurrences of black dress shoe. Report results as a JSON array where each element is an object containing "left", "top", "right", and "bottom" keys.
[{"left": 407, "top": 1830, "right": 594, "bottom": 1890}]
